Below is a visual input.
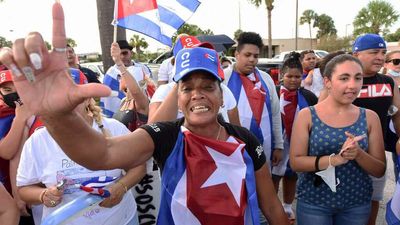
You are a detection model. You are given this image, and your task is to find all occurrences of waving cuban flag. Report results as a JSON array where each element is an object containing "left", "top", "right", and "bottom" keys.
[
  {"left": 158, "top": 127, "right": 260, "bottom": 225},
  {"left": 115, "top": 0, "right": 201, "bottom": 46}
]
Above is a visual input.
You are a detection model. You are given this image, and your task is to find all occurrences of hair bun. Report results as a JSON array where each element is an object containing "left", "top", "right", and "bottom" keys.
[{"left": 288, "top": 51, "right": 301, "bottom": 60}]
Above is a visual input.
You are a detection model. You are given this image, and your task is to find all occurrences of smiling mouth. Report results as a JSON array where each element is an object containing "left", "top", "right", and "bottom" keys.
[{"left": 191, "top": 105, "right": 210, "bottom": 113}]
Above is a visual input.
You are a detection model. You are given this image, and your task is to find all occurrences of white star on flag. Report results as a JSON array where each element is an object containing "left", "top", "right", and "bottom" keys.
[
  {"left": 201, "top": 144, "right": 247, "bottom": 206},
  {"left": 280, "top": 96, "right": 291, "bottom": 115}
]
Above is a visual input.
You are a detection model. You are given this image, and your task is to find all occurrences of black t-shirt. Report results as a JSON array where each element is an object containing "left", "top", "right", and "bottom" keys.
[
  {"left": 353, "top": 73, "right": 395, "bottom": 137},
  {"left": 141, "top": 118, "right": 266, "bottom": 173}
]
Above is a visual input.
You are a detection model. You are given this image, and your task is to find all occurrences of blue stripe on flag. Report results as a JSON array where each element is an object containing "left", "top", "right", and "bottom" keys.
[
  {"left": 158, "top": 6, "right": 185, "bottom": 30},
  {"left": 103, "top": 73, "right": 121, "bottom": 94},
  {"left": 0, "top": 115, "right": 14, "bottom": 138},
  {"left": 175, "top": 0, "right": 201, "bottom": 12},
  {"left": 386, "top": 199, "right": 400, "bottom": 225},
  {"left": 157, "top": 132, "right": 186, "bottom": 225},
  {"left": 118, "top": 15, "right": 172, "bottom": 46},
  {"left": 243, "top": 150, "right": 261, "bottom": 225}
]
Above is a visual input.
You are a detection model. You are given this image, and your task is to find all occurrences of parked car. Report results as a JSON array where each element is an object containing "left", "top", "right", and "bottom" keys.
[
  {"left": 270, "top": 50, "right": 328, "bottom": 62},
  {"left": 80, "top": 62, "right": 104, "bottom": 82},
  {"left": 257, "top": 58, "right": 282, "bottom": 85}
]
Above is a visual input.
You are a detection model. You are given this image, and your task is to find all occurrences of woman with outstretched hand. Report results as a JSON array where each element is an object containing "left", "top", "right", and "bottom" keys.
[{"left": 0, "top": 2, "right": 288, "bottom": 225}]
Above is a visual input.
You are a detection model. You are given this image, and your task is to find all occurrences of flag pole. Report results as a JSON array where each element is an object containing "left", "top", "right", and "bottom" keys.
[{"left": 112, "top": 0, "right": 119, "bottom": 43}]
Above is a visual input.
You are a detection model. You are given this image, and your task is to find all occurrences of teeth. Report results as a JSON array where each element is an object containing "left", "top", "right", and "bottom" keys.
[{"left": 191, "top": 105, "right": 209, "bottom": 113}]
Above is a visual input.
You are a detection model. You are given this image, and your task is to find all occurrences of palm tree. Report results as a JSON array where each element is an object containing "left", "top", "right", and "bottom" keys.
[
  {"left": 249, "top": 0, "right": 274, "bottom": 58},
  {"left": 129, "top": 34, "right": 148, "bottom": 54},
  {"left": 299, "top": 9, "right": 317, "bottom": 49},
  {"left": 353, "top": 0, "right": 399, "bottom": 36},
  {"left": 314, "top": 14, "right": 337, "bottom": 38},
  {"left": 96, "top": 0, "right": 126, "bottom": 71}
]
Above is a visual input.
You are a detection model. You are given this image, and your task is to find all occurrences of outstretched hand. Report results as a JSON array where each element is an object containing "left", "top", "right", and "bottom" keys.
[{"left": 0, "top": 2, "right": 110, "bottom": 117}]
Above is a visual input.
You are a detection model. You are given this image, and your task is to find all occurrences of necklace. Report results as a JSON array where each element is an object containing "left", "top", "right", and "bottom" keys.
[{"left": 216, "top": 125, "right": 223, "bottom": 140}]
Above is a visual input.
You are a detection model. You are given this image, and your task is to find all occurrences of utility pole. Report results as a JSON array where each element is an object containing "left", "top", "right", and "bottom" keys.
[
  {"left": 238, "top": 0, "right": 242, "bottom": 30},
  {"left": 295, "top": 0, "right": 298, "bottom": 50}
]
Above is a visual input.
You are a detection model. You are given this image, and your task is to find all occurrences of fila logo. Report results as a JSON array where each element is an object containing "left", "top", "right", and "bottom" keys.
[{"left": 358, "top": 84, "right": 393, "bottom": 98}]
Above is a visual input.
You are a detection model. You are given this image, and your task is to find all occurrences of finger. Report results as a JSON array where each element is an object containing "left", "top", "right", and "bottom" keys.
[
  {"left": 74, "top": 83, "right": 112, "bottom": 101},
  {"left": 25, "top": 32, "right": 48, "bottom": 71},
  {"left": 0, "top": 47, "right": 23, "bottom": 79},
  {"left": 345, "top": 131, "right": 355, "bottom": 139},
  {"left": 13, "top": 39, "right": 37, "bottom": 82},
  {"left": 52, "top": 2, "right": 66, "bottom": 51}
]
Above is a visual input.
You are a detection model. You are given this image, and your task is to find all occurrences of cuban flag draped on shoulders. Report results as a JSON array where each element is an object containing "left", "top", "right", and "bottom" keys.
[
  {"left": 100, "top": 64, "right": 153, "bottom": 118},
  {"left": 386, "top": 157, "right": 400, "bottom": 225},
  {"left": 115, "top": 0, "right": 201, "bottom": 46},
  {"left": 159, "top": 127, "right": 260, "bottom": 225}
]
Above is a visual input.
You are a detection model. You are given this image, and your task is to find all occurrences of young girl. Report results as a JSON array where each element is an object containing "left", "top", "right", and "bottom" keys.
[
  {"left": 272, "top": 52, "right": 318, "bottom": 222},
  {"left": 290, "top": 54, "right": 385, "bottom": 225}
]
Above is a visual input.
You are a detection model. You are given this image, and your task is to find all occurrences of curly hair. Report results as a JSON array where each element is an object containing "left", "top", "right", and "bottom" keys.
[
  {"left": 280, "top": 51, "right": 302, "bottom": 81},
  {"left": 237, "top": 32, "right": 263, "bottom": 52}
]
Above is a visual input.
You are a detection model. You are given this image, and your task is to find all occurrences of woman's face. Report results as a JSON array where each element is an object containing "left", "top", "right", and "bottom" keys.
[
  {"left": 385, "top": 52, "right": 400, "bottom": 73},
  {"left": 325, "top": 61, "right": 363, "bottom": 105},
  {"left": 282, "top": 68, "right": 302, "bottom": 91},
  {"left": 0, "top": 82, "right": 16, "bottom": 95},
  {"left": 178, "top": 71, "right": 223, "bottom": 127}
]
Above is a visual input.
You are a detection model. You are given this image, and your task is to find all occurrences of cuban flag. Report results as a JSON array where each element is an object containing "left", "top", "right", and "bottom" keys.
[
  {"left": 80, "top": 176, "right": 118, "bottom": 198},
  {"left": 227, "top": 69, "right": 274, "bottom": 164},
  {"left": 158, "top": 127, "right": 260, "bottom": 225},
  {"left": 115, "top": 0, "right": 201, "bottom": 46},
  {"left": 272, "top": 87, "right": 309, "bottom": 176},
  {"left": 0, "top": 105, "right": 15, "bottom": 139},
  {"left": 386, "top": 157, "right": 400, "bottom": 225},
  {"left": 100, "top": 64, "right": 154, "bottom": 118}
]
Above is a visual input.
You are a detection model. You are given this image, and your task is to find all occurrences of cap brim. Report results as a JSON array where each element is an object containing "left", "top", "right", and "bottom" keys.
[
  {"left": 196, "top": 42, "right": 215, "bottom": 50},
  {"left": 174, "top": 67, "right": 221, "bottom": 82}
]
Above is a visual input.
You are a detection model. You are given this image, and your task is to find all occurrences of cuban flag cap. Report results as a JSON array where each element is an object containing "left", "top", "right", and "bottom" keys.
[
  {"left": 172, "top": 35, "right": 214, "bottom": 57},
  {"left": 173, "top": 47, "right": 223, "bottom": 82}
]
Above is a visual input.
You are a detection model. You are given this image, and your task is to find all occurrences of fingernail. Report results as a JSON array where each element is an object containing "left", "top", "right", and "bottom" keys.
[
  {"left": 21, "top": 66, "right": 36, "bottom": 82},
  {"left": 29, "top": 53, "right": 42, "bottom": 70},
  {"left": 9, "top": 64, "right": 22, "bottom": 77}
]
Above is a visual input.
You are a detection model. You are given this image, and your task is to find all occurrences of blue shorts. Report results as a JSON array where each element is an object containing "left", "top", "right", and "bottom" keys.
[{"left": 296, "top": 200, "right": 371, "bottom": 225}]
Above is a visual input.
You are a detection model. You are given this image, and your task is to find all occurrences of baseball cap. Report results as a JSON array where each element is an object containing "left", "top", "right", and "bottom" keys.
[
  {"left": 173, "top": 47, "right": 223, "bottom": 82},
  {"left": 0, "top": 70, "right": 13, "bottom": 85},
  {"left": 172, "top": 35, "right": 214, "bottom": 57},
  {"left": 117, "top": 40, "right": 133, "bottom": 51},
  {"left": 352, "top": 33, "right": 386, "bottom": 52}
]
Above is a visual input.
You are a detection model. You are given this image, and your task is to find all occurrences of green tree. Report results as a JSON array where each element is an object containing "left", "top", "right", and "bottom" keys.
[
  {"left": 299, "top": 9, "right": 318, "bottom": 49},
  {"left": 249, "top": 0, "right": 274, "bottom": 58},
  {"left": 67, "top": 38, "right": 77, "bottom": 48},
  {"left": 44, "top": 41, "right": 52, "bottom": 50},
  {"left": 234, "top": 29, "right": 243, "bottom": 41},
  {"left": 385, "top": 28, "right": 400, "bottom": 42},
  {"left": 172, "top": 23, "right": 214, "bottom": 43},
  {"left": 353, "top": 0, "right": 399, "bottom": 36},
  {"left": 317, "top": 35, "right": 352, "bottom": 52},
  {"left": 0, "top": 36, "right": 12, "bottom": 48},
  {"left": 129, "top": 34, "right": 148, "bottom": 54},
  {"left": 314, "top": 14, "right": 337, "bottom": 38}
]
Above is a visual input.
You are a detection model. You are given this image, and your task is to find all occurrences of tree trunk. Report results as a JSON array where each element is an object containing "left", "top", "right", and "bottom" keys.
[
  {"left": 309, "top": 23, "right": 312, "bottom": 49},
  {"left": 96, "top": 0, "right": 126, "bottom": 72},
  {"left": 267, "top": 9, "right": 272, "bottom": 58}
]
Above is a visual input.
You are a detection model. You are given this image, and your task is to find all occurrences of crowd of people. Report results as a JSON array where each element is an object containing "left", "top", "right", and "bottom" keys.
[{"left": 0, "top": 2, "right": 399, "bottom": 225}]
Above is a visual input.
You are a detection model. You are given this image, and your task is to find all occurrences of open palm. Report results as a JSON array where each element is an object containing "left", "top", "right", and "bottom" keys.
[{"left": 0, "top": 3, "right": 110, "bottom": 116}]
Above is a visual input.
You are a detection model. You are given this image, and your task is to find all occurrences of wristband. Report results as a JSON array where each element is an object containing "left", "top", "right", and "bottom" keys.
[
  {"left": 315, "top": 155, "right": 322, "bottom": 172},
  {"left": 116, "top": 180, "right": 128, "bottom": 193},
  {"left": 39, "top": 189, "right": 47, "bottom": 203}
]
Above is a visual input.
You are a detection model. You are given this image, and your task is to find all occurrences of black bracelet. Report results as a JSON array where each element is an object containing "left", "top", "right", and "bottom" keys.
[{"left": 315, "top": 155, "right": 322, "bottom": 172}]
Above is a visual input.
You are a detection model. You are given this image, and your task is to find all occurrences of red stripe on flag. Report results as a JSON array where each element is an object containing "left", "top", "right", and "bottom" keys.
[{"left": 117, "top": 0, "right": 158, "bottom": 19}]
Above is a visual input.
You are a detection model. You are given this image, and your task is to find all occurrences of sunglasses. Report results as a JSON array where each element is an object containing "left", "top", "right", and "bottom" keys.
[
  {"left": 121, "top": 51, "right": 130, "bottom": 56},
  {"left": 387, "top": 58, "right": 400, "bottom": 65}
]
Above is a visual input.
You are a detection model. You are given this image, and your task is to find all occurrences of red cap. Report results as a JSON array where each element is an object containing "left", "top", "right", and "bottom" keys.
[{"left": 0, "top": 70, "right": 13, "bottom": 85}]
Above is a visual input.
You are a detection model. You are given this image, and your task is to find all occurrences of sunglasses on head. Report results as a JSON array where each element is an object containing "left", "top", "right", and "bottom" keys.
[{"left": 388, "top": 58, "right": 400, "bottom": 65}]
